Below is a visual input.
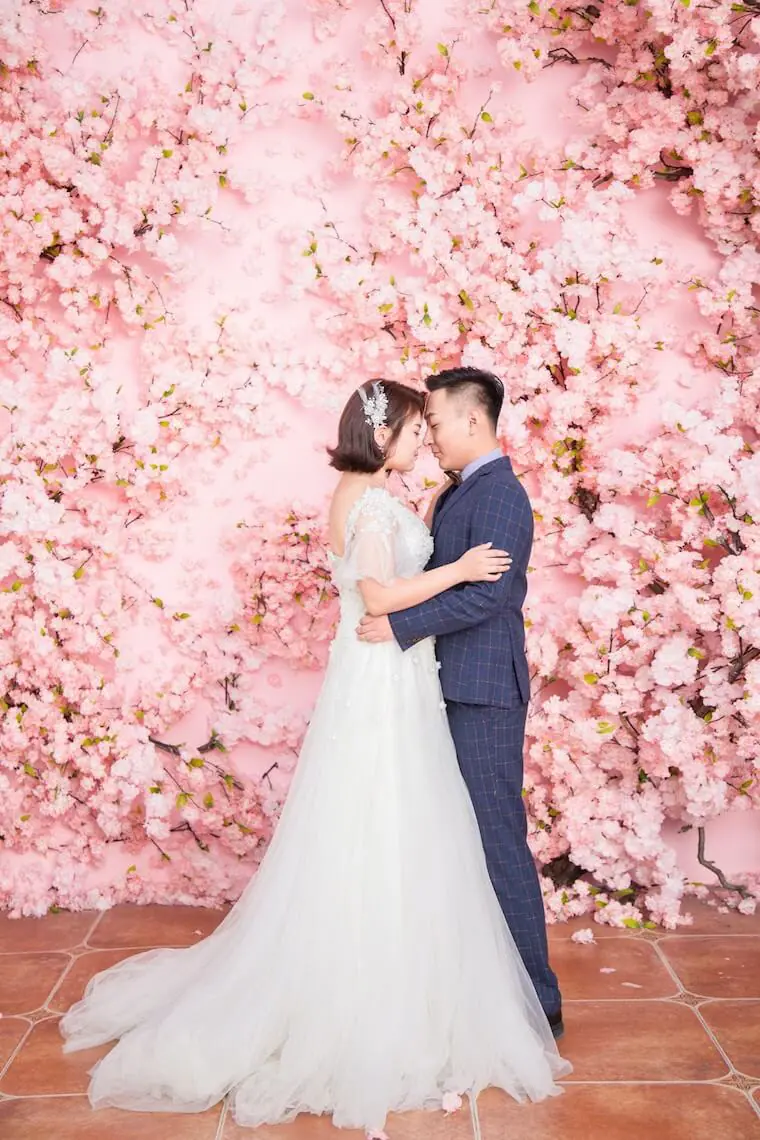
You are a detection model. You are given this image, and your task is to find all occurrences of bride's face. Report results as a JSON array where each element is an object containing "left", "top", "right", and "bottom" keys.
[{"left": 384, "top": 412, "right": 424, "bottom": 473}]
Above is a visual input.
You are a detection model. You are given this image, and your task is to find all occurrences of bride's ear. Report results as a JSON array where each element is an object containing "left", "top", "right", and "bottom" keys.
[{"left": 374, "top": 426, "right": 390, "bottom": 452}]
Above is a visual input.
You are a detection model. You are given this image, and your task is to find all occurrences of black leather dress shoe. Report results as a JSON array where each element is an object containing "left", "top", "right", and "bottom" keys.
[{"left": 547, "top": 1008, "right": 565, "bottom": 1040}]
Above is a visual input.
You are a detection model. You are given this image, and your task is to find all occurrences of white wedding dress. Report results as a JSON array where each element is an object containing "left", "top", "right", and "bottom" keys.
[{"left": 61, "top": 486, "right": 570, "bottom": 1132}]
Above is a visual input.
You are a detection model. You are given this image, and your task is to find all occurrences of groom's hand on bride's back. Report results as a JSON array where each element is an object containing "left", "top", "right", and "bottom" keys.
[{"left": 357, "top": 614, "right": 394, "bottom": 643}]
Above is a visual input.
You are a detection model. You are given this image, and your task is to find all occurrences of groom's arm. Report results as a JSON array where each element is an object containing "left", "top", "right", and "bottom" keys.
[{"left": 388, "top": 486, "right": 532, "bottom": 651}]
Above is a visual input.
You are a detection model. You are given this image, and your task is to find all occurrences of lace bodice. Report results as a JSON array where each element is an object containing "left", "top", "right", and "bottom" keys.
[{"left": 330, "top": 487, "right": 434, "bottom": 620}]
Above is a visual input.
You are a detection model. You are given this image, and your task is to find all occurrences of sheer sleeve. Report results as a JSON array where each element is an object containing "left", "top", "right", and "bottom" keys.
[{"left": 340, "top": 492, "right": 398, "bottom": 586}]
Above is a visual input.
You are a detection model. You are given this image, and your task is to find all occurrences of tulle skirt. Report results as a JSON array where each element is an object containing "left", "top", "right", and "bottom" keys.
[{"left": 61, "top": 626, "right": 570, "bottom": 1131}]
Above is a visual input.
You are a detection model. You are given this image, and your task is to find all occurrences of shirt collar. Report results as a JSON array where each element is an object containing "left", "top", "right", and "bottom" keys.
[{"left": 461, "top": 447, "right": 504, "bottom": 482}]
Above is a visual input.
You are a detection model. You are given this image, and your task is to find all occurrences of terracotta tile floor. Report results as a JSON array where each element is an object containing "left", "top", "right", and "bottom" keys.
[{"left": 1, "top": 901, "right": 759, "bottom": 1139}]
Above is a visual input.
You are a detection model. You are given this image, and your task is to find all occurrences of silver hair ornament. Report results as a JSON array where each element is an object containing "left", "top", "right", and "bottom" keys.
[{"left": 358, "top": 382, "right": 389, "bottom": 431}]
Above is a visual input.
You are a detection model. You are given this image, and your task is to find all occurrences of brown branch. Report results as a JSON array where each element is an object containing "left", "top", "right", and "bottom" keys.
[
  {"left": 697, "top": 826, "right": 750, "bottom": 898},
  {"left": 379, "top": 0, "right": 396, "bottom": 28}
]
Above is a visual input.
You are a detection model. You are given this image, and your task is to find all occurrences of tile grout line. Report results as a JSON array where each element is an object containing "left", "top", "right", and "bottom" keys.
[
  {"left": 0, "top": 1019, "right": 33, "bottom": 1084},
  {"left": 688, "top": 1001, "right": 747, "bottom": 1078},
  {"left": 562, "top": 996, "right": 677, "bottom": 1004},
  {"left": 43, "top": 951, "right": 78, "bottom": 1012},
  {"left": 469, "top": 1092, "right": 482, "bottom": 1140},
  {"left": 0, "top": 940, "right": 197, "bottom": 957},
  {"left": 215, "top": 1095, "right": 229, "bottom": 1140},
  {"left": 84, "top": 910, "right": 106, "bottom": 944},
  {"left": 562, "top": 996, "right": 760, "bottom": 1005},
  {"left": 0, "top": 1093, "right": 92, "bottom": 1101},
  {"left": 560, "top": 1078, "right": 755, "bottom": 1086},
  {"left": 649, "top": 939, "right": 688, "bottom": 996}
]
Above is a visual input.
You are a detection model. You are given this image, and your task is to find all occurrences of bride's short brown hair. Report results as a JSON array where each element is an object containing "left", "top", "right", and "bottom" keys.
[{"left": 327, "top": 380, "right": 425, "bottom": 473}]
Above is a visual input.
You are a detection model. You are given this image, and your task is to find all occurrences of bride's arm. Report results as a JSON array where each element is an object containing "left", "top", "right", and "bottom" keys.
[{"left": 358, "top": 545, "right": 510, "bottom": 617}]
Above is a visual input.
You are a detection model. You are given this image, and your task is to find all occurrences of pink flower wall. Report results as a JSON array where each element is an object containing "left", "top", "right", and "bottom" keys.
[{"left": 1, "top": 0, "right": 758, "bottom": 925}]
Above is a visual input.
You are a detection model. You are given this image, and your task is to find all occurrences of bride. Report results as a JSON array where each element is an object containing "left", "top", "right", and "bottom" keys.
[{"left": 61, "top": 379, "right": 571, "bottom": 1136}]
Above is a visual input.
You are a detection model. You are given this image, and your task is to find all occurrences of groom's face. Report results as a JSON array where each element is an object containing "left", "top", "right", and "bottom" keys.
[{"left": 424, "top": 389, "right": 472, "bottom": 473}]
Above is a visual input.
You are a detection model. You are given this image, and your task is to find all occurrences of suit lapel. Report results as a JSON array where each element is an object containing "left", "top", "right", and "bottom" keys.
[{"left": 432, "top": 456, "right": 509, "bottom": 537}]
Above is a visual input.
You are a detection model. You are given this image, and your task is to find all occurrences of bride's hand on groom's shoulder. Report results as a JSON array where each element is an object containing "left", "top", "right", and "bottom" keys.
[{"left": 357, "top": 614, "right": 393, "bottom": 643}]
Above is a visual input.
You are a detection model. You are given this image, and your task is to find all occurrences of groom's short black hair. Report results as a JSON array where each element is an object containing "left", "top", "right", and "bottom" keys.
[{"left": 425, "top": 367, "right": 504, "bottom": 429}]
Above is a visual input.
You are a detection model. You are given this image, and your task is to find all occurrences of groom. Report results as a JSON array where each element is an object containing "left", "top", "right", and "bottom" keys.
[{"left": 358, "top": 366, "right": 563, "bottom": 1038}]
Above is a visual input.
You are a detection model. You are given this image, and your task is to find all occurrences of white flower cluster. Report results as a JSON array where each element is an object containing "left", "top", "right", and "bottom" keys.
[{"left": 358, "top": 382, "right": 388, "bottom": 431}]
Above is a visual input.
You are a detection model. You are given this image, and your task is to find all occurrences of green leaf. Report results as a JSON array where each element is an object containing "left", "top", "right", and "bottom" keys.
[
  {"left": 73, "top": 565, "right": 85, "bottom": 580},
  {"left": 302, "top": 91, "right": 315, "bottom": 100},
  {"left": 584, "top": 673, "right": 599, "bottom": 684},
  {"left": 481, "top": 111, "right": 493, "bottom": 123},
  {"left": 622, "top": 918, "right": 641, "bottom": 929},
  {"left": 436, "top": 43, "right": 449, "bottom": 56}
]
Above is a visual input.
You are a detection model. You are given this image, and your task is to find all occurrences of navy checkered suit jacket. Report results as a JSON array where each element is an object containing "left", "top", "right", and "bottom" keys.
[{"left": 389, "top": 456, "right": 532, "bottom": 708}]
